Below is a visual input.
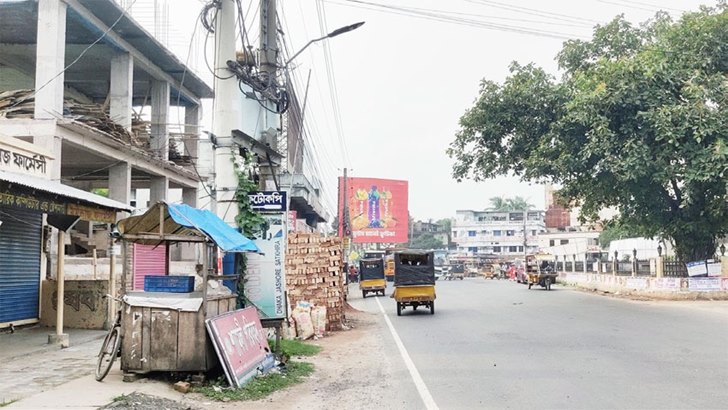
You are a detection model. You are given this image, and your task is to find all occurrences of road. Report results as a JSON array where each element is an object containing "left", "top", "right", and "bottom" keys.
[{"left": 347, "top": 278, "right": 728, "bottom": 409}]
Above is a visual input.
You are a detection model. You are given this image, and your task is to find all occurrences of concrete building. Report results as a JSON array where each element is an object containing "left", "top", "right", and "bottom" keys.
[
  {"left": 0, "top": 0, "right": 211, "bottom": 330},
  {"left": 452, "top": 210, "right": 545, "bottom": 259}
]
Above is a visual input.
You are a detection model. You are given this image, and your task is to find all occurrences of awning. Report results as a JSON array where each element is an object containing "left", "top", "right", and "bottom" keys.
[
  {"left": 117, "top": 202, "right": 261, "bottom": 253},
  {"left": 0, "top": 169, "right": 131, "bottom": 220}
]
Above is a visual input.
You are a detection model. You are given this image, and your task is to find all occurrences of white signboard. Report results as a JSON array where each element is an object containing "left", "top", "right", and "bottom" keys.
[
  {"left": 625, "top": 278, "right": 648, "bottom": 290},
  {"left": 244, "top": 214, "right": 287, "bottom": 319},
  {"left": 688, "top": 277, "right": 721, "bottom": 292}
]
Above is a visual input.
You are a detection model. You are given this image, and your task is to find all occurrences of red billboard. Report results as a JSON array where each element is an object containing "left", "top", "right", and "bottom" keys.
[{"left": 338, "top": 177, "right": 408, "bottom": 243}]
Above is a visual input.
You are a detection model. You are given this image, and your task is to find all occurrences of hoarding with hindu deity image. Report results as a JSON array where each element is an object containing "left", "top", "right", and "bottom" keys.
[{"left": 338, "top": 177, "right": 408, "bottom": 244}]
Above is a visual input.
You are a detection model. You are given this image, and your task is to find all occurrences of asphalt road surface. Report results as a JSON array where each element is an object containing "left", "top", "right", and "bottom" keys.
[{"left": 348, "top": 278, "right": 728, "bottom": 409}]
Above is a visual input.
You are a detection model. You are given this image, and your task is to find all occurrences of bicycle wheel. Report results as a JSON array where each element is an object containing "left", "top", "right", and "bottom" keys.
[{"left": 95, "top": 326, "right": 121, "bottom": 381}]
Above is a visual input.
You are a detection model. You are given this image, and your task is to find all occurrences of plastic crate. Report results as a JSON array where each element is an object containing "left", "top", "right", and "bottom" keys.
[{"left": 143, "top": 275, "right": 195, "bottom": 293}]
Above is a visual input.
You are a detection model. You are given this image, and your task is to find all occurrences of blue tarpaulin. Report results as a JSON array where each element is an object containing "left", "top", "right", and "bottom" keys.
[{"left": 166, "top": 203, "right": 260, "bottom": 253}]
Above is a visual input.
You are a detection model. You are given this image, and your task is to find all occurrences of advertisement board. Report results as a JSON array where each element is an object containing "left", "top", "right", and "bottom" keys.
[
  {"left": 205, "top": 307, "right": 273, "bottom": 388},
  {"left": 244, "top": 214, "right": 287, "bottom": 319},
  {"left": 338, "top": 177, "right": 409, "bottom": 244},
  {"left": 248, "top": 191, "right": 287, "bottom": 212},
  {"left": 688, "top": 277, "right": 721, "bottom": 292}
]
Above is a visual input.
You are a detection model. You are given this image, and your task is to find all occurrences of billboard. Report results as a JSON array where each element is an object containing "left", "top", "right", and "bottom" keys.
[
  {"left": 244, "top": 214, "right": 287, "bottom": 319},
  {"left": 338, "top": 177, "right": 408, "bottom": 244}
]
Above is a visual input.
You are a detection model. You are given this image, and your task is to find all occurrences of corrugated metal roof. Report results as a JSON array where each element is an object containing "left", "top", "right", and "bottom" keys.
[{"left": 0, "top": 170, "right": 131, "bottom": 211}]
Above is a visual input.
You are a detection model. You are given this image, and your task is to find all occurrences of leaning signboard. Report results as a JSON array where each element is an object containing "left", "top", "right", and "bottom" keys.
[
  {"left": 205, "top": 307, "right": 274, "bottom": 387},
  {"left": 245, "top": 214, "right": 287, "bottom": 319}
]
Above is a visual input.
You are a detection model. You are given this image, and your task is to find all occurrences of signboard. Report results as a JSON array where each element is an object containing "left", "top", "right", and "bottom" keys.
[
  {"left": 248, "top": 191, "right": 287, "bottom": 212},
  {"left": 625, "top": 278, "right": 648, "bottom": 290},
  {"left": 0, "top": 139, "right": 52, "bottom": 178},
  {"left": 287, "top": 210, "right": 297, "bottom": 232},
  {"left": 654, "top": 278, "right": 680, "bottom": 291},
  {"left": 688, "top": 277, "right": 721, "bottom": 292},
  {"left": 338, "top": 177, "right": 409, "bottom": 244},
  {"left": 205, "top": 307, "right": 273, "bottom": 388},
  {"left": 686, "top": 261, "right": 708, "bottom": 277},
  {"left": 244, "top": 214, "right": 286, "bottom": 319}
]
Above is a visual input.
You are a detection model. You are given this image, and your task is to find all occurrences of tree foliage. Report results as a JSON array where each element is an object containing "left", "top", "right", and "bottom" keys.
[
  {"left": 487, "top": 196, "right": 534, "bottom": 211},
  {"left": 448, "top": 5, "right": 728, "bottom": 262},
  {"left": 409, "top": 233, "right": 445, "bottom": 250}
]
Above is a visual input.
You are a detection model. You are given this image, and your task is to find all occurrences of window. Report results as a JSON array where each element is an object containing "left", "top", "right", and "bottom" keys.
[
  {"left": 468, "top": 231, "right": 476, "bottom": 237},
  {"left": 493, "top": 246, "right": 501, "bottom": 253},
  {"left": 518, "top": 246, "right": 524, "bottom": 252},
  {"left": 506, "top": 230, "right": 515, "bottom": 236},
  {"left": 560, "top": 239, "right": 569, "bottom": 245},
  {"left": 453, "top": 231, "right": 457, "bottom": 237},
  {"left": 480, "top": 230, "right": 488, "bottom": 235},
  {"left": 531, "top": 230, "right": 537, "bottom": 236},
  {"left": 468, "top": 247, "right": 478, "bottom": 253},
  {"left": 493, "top": 230, "right": 502, "bottom": 236},
  {"left": 509, "top": 246, "right": 518, "bottom": 252},
  {"left": 549, "top": 240, "right": 555, "bottom": 246}
]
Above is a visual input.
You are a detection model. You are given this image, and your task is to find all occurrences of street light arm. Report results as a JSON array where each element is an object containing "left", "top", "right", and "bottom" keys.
[{"left": 283, "top": 22, "right": 365, "bottom": 69}]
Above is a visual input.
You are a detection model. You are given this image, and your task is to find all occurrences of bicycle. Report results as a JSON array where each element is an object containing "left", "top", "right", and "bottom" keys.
[{"left": 95, "top": 294, "right": 123, "bottom": 382}]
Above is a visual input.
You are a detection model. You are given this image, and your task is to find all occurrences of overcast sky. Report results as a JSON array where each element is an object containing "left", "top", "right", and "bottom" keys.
[{"left": 162, "top": 0, "right": 709, "bottom": 221}]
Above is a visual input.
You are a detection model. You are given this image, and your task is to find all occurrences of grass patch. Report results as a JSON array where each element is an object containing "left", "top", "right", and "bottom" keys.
[
  {"left": 0, "top": 399, "right": 18, "bottom": 408},
  {"left": 111, "top": 394, "right": 127, "bottom": 402},
  {"left": 195, "top": 361, "right": 315, "bottom": 402},
  {"left": 273, "top": 339, "right": 322, "bottom": 357}
]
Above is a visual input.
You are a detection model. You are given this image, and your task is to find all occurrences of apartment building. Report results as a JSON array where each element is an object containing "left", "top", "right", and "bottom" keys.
[{"left": 452, "top": 210, "right": 545, "bottom": 259}]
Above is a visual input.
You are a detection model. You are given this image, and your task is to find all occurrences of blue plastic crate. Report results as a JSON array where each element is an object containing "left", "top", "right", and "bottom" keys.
[{"left": 143, "top": 275, "right": 195, "bottom": 293}]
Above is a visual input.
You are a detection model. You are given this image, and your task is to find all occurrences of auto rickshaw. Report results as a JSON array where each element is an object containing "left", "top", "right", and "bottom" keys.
[
  {"left": 526, "top": 254, "right": 557, "bottom": 290},
  {"left": 446, "top": 263, "right": 465, "bottom": 280},
  {"left": 392, "top": 250, "right": 436, "bottom": 316},
  {"left": 359, "top": 258, "right": 386, "bottom": 298}
]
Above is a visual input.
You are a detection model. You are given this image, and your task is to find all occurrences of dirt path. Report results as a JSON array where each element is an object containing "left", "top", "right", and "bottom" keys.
[{"left": 186, "top": 305, "right": 404, "bottom": 410}]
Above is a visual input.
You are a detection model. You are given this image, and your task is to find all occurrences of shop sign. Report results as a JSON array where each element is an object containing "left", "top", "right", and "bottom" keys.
[
  {"left": 67, "top": 203, "right": 116, "bottom": 224},
  {"left": 248, "top": 191, "right": 287, "bottom": 212},
  {"left": 0, "top": 140, "right": 51, "bottom": 178},
  {"left": 205, "top": 307, "right": 273, "bottom": 388},
  {"left": 654, "top": 278, "right": 679, "bottom": 291},
  {"left": 0, "top": 190, "right": 66, "bottom": 214},
  {"left": 244, "top": 214, "right": 286, "bottom": 319}
]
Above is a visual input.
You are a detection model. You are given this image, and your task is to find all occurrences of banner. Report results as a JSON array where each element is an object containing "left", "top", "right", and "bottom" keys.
[
  {"left": 244, "top": 214, "right": 286, "bottom": 319},
  {"left": 338, "top": 177, "right": 408, "bottom": 244},
  {"left": 205, "top": 307, "right": 273, "bottom": 387}
]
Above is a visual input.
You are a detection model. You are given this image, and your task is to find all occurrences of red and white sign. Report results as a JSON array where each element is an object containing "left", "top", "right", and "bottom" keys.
[
  {"left": 338, "top": 177, "right": 409, "bottom": 244},
  {"left": 288, "top": 210, "right": 297, "bottom": 232},
  {"left": 205, "top": 307, "right": 271, "bottom": 387}
]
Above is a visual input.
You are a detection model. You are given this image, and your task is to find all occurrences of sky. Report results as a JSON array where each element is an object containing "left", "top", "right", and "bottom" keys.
[{"left": 156, "top": 0, "right": 709, "bottom": 222}]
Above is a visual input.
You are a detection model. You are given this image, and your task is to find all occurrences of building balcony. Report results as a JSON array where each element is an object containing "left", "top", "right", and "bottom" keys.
[{"left": 278, "top": 173, "right": 328, "bottom": 226}]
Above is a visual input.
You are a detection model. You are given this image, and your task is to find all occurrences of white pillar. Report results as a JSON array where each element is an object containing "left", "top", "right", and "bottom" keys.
[
  {"left": 110, "top": 53, "right": 134, "bottom": 131},
  {"left": 149, "top": 176, "right": 168, "bottom": 204},
  {"left": 34, "top": 0, "right": 66, "bottom": 119},
  {"left": 48, "top": 229, "right": 69, "bottom": 347},
  {"left": 151, "top": 80, "right": 170, "bottom": 160},
  {"left": 184, "top": 104, "right": 201, "bottom": 160}
]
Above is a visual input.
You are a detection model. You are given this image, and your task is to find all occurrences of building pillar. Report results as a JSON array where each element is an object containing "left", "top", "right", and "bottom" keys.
[
  {"left": 182, "top": 187, "right": 198, "bottom": 208},
  {"left": 108, "top": 162, "right": 131, "bottom": 219},
  {"left": 48, "top": 229, "right": 69, "bottom": 347},
  {"left": 150, "top": 80, "right": 170, "bottom": 160},
  {"left": 149, "top": 176, "right": 168, "bottom": 205},
  {"left": 33, "top": 136, "right": 62, "bottom": 181},
  {"left": 110, "top": 53, "right": 134, "bottom": 131},
  {"left": 34, "top": 0, "right": 66, "bottom": 119}
]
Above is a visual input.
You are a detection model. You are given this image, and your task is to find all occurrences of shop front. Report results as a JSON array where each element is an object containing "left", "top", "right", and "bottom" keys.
[{"left": 0, "top": 139, "right": 130, "bottom": 334}]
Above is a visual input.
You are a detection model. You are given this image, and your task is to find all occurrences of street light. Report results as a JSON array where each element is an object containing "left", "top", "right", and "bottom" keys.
[
  {"left": 721, "top": 244, "right": 726, "bottom": 256},
  {"left": 284, "top": 22, "right": 365, "bottom": 68}
]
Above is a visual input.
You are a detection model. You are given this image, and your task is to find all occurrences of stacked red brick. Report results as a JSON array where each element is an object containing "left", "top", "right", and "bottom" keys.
[{"left": 286, "top": 233, "right": 345, "bottom": 330}]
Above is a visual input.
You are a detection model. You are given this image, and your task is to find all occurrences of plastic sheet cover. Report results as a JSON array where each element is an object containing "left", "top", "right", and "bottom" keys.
[
  {"left": 359, "top": 258, "right": 385, "bottom": 280},
  {"left": 394, "top": 251, "right": 435, "bottom": 286}
]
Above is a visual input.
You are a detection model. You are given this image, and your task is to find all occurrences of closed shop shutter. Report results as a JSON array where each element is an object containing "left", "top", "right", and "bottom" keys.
[
  {"left": 133, "top": 244, "right": 167, "bottom": 290},
  {"left": 0, "top": 206, "right": 42, "bottom": 325}
]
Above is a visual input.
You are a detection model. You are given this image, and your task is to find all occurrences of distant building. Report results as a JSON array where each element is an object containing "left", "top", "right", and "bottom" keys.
[{"left": 452, "top": 210, "right": 545, "bottom": 259}]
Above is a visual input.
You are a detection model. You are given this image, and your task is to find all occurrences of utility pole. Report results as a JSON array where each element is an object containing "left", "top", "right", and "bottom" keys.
[
  {"left": 212, "top": 0, "right": 241, "bottom": 222},
  {"left": 341, "top": 168, "right": 351, "bottom": 266},
  {"left": 523, "top": 209, "right": 528, "bottom": 267},
  {"left": 259, "top": 0, "right": 278, "bottom": 83}
]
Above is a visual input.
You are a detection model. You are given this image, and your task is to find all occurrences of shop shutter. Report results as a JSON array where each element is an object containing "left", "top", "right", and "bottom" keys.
[
  {"left": 0, "top": 207, "right": 42, "bottom": 325},
  {"left": 133, "top": 244, "right": 167, "bottom": 290}
]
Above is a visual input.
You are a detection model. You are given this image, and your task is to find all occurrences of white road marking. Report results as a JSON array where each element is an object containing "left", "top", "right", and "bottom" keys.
[{"left": 375, "top": 297, "right": 439, "bottom": 410}]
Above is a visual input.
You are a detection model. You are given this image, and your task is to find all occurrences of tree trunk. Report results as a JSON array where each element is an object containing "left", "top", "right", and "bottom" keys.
[{"left": 671, "top": 234, "right": 717, "bottom": 262}]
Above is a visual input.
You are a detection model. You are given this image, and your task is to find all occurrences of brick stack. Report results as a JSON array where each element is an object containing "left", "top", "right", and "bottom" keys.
[{"left": 286, "top": 233, "right": 345, "bottom": 330}]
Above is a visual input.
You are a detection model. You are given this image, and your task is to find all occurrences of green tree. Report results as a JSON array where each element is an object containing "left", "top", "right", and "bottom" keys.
[
  {"left": 487, "top": 196, "right": 533, "bottom": 211},
  {"left": 598, "top": 222, "right": 642, "bottom": 248},
  {"left": 448, "top": 6, "right": 728, "bottom": 262},
  {"left": 409, "top": 233, "right": 444, "bottom": 250}
]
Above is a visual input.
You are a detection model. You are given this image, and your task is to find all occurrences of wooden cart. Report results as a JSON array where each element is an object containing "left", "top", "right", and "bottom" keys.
[{"left": 116, "top": 202, "right": 259, "bottom": 375}]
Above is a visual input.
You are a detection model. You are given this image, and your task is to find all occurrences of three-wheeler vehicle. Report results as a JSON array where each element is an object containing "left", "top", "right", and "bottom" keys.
[
  {"left": 526, "top": 254, "right": 557, "bottom": 290},
  {"left": 359, "top": 258, "right": 386, "bottom": 298},
  {"left": 392, "top": 250, "right": 436, "bottom": 316},
  {"left": 445, "top": 263, "right": 465, "bottom": 280}
]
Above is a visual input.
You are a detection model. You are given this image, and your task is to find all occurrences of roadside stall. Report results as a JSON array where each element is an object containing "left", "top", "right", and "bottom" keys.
[{"left": 116, "top": 202, "right": 260, "bottom": 375}]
